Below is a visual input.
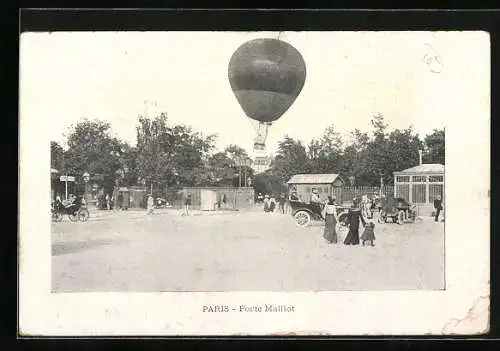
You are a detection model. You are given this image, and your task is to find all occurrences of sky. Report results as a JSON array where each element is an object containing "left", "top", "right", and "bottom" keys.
[{"left": 20, "top": 31, "right": 453, "bottom": 156}]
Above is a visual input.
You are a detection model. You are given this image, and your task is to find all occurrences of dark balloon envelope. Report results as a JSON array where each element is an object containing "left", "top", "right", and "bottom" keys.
[{"left": 228, "top": 38, "right": 307, "bottom": 124}]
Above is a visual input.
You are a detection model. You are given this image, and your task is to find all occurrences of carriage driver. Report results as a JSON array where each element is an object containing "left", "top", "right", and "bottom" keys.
[{"left": 63, "top": 194, "right": 76, "bottom": 208}]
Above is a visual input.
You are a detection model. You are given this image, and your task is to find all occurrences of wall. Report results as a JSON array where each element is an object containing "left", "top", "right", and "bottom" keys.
[
  {"left": 182, "top": 187, "right": 255, "bottom": 210},
  {"left": 112, "top": 186, "right": 148, "bottom": 209}
]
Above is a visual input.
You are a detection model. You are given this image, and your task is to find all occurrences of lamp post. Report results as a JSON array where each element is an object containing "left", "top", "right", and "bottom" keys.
[{"left": 83, "top": 171, "right": 90, "bottom": 204}]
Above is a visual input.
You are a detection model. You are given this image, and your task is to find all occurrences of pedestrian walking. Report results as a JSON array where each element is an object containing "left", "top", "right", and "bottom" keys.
[
  {"left": 278, "top": 193, "right": 286, "bottom": 214},
  {"left": 344, "top": 202, "right": 366, "bottom": 246},
  {"left": 322, "top": 196, "right": 338, "bottom": 244},
  {"left": 263, "top": 194, "right": 271, "bottom": 212},
  {"left": 434, "top": 195, "right": 443, "bottom": 222},
  {"left": 222, "top": 193, "right": 227, "bottom": 209},
  {"left": 361, "top": 222, "right": 376, "bottom": 246},
  {"left": 184, "top": 194, "right": 192, "bottom": 215},
  {"left": 147, "top": 195, "right": 154, "bottom": 215}
]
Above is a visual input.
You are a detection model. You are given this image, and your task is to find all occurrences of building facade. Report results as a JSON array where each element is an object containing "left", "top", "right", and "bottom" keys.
[
  {"left": 252, "top": 155, "right": 273, "bottom": 174},
  {"left": 393, "top": 163, "right": 444, "bottom": 205},
  {"left": 287, "top": 174, "right": 345, "bottom": 203}
]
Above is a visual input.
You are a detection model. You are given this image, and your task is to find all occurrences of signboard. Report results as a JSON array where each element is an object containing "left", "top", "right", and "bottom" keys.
[{"left": 59, "top": 176, "right": 75, "bottom": 182}]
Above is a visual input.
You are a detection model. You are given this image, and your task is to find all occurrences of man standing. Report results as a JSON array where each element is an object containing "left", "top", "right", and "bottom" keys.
[
  {"left": 310, "top": 188, "right": 321, "bottom": 204},
  {"left": 310, "top": 188, "right": 322, "bottom": 215},
  {"left": 278, "top": 193, "right": 286, "bottom": 214},
  {"left": 434, "top": 195, "right": 443, "bottom": 222}
]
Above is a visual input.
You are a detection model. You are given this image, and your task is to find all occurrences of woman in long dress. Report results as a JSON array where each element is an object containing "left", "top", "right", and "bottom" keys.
[
  {"left": 147, "top": 195, "right": 154, "bottom": 215},
  {"left": 322, "top": 196, "right": 338, "bottom": 243},
  {"left": 344, "top": 202, "right": 366, "bottom": 245}
]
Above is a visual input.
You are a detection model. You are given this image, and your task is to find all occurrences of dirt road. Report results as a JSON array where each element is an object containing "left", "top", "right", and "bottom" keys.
[{"left": 52, "top": 210, "right": 445, "bottom": 292}]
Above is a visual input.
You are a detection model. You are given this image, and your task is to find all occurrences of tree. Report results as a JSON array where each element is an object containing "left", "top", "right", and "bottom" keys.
[
  {"left": 207, "top": 152, "right": 237, "bottom": 186},
  {"left": 386, "top": 127, "right": 424, "bottom": 175},
  {"left": 362, "top": 118, "right": 424, "bottom": 185},
  {"left": 307, "top": 125, "right": 344, "bottom": 173},
  {"left": 423, "top": 128, "right": 445, "bottom": 164},
  {"left": 135, "top": 113, "right": 171, "bottom": 192},
  {"left": 253, "top": 171, "right": 286, "bottom": 196},
  {"left": 63, "top": 119, "right": 123, "bottom": 193},
  {"left": 224, "top": 144, "right": 248, "bottom": 160},
  {"left": 341, "top": 129, "right": 370, "bottom": 184},
  {"left": 135, "top": 113, "right": 217, "bottom": 192},
  {"left": 50, "top": 141, "right": 65, "bottom": 171},
  {"left": 269, "top": 136, "right": 309, "bottom": 183}
]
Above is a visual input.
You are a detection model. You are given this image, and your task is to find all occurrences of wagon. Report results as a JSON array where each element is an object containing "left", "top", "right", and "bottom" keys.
[
  {"left": 51, "top": 201, "right": 90, "bottom": 222},
  {"left": 377, "top": 197, "right": 416, "bottom": 225},
  {"left": 289, "top": 200, "right": 350, "bottom": 227}
]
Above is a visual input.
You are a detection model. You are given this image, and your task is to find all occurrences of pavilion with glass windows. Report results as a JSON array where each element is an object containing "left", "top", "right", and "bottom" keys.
[{"left": 393, "top": 163, "right": 444, "bottom": 213}]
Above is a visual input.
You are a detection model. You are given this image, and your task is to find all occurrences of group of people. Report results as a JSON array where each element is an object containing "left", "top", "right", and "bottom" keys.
[
  {"left": 262, "top": 193, "right": 287, "bottom": 214},
  {"left": 322, "top": 195, "right": 376, "bottom": 247}
]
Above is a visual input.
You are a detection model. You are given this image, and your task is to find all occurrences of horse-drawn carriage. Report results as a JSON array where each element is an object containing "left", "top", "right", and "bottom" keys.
[{"left": 51, "top": 198, "right": 89, "bottom": 222}]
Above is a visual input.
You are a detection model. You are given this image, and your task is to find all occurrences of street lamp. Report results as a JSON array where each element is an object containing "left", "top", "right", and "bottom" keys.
[{"left": 83, "top": 171, "right": 90, "bottom": 204}]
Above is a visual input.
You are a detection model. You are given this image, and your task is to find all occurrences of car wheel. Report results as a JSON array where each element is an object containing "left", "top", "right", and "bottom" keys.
[
  {"left": 68, "top": 212, "right": 78, "bottom": 222},
  {"left": 294, "top": 211, "right": 311, "bottom": 227}
]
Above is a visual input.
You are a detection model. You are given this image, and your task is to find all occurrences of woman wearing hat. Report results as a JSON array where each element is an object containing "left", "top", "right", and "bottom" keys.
[
  {"left": 343, "top": 200, "right": 366, "bottom": 245},
  {"left": 263, "top": 194, "right": 271, "bottom": 212},
  {"left": 322, "top": 196, "right": 339, "bottom": 244}
]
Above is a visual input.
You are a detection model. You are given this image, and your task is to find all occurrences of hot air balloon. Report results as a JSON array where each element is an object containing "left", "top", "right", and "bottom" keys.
[{"left": 228, "top": 38, "right": 306, "bottom": 152}]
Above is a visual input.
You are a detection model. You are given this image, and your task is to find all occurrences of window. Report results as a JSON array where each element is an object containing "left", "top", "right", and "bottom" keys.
[
  {"left": 412, "top": 176, "right": 427, "bottom": 182},
  {"left": 396, "top": 176, "right": 410, "bottom": 183},
  {"left": 318, "top": 187, "right": 323, "bottom": 193},
  {"left": 412, "top": 184, "right": 427, "bottom": 203},
  {"left": 306, "top": 186, "right": 311, "bottom": 193},
  {"left": 324, "top": 187, "right": 329, "bottom": 194},
  {"left": 429, "top": 175, "right": 444, "bottom": 182},
  {"left": 395, "top": 184, "right": 410, "bottom": 201},
  {"left": 429, "top": 184, "right": 443, "bottom": 202}
]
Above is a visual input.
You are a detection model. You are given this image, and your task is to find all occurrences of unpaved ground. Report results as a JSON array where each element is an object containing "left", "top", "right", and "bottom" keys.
[{"left": 51, "top": 209, "right": 445, "bottom": 292}]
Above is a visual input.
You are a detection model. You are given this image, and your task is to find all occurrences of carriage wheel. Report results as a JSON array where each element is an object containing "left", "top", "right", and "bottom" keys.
[
  {"left": 294, "top": 211, "right": 311, "bottom": 227},
  {"left": 68, "top": 212, "right": 78, "bottom": 222},
  {"left": 78, "top": 208, "right": 90, "bottom": 222},
  {"left": 52, "top": 212, "right": 63, "bottom": 222},
  {"left": 397, "top": 210, "right": 405, "bottom": 225}
]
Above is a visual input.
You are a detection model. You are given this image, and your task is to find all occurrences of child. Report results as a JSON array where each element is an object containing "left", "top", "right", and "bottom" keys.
[{"left": 361, "top": 222, "right": 376, "bottom": 247}]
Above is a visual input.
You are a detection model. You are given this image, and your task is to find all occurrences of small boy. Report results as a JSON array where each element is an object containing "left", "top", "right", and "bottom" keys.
[{"left": 361, "top": 222, "right": 376, "bottom": 247}]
